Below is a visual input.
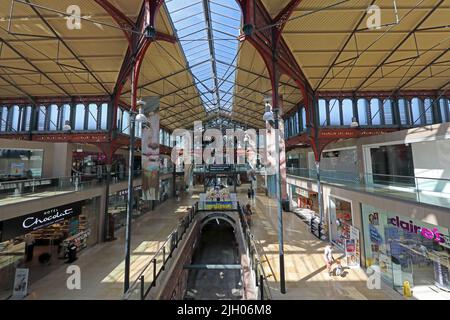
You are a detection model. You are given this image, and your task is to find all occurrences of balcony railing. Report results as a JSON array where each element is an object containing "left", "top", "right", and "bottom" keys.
[{"left": 287, "top": 167, "right": 450, "bottom": 209}]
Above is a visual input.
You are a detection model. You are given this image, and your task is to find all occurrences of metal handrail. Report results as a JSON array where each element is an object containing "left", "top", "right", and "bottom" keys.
[
  {"left": 0, "top": 170, "right": 143, "bottom": 186},
  {"left": 123, "top": 205, "right": 197, "bottom": 300},
  {"left": 237, "top": 203, "right": 272, "bottom": 300}
]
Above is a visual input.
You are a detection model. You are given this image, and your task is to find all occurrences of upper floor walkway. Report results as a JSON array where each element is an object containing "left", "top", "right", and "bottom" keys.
[{"left": 287, "top": 167, "right": 450, "bottom": 210}]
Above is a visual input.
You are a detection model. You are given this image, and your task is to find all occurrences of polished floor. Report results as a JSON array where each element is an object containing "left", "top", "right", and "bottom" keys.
[
  {"left": 22, "top": 185, "right": 404, "bottom": 300},
  {"left": 246, "top": 194, "right": 403, "bottom": 300}
]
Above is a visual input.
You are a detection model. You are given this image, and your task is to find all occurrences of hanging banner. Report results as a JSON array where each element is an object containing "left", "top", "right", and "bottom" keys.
[{"left": 141, "top": 97, "right": 160, "bottom": 201}]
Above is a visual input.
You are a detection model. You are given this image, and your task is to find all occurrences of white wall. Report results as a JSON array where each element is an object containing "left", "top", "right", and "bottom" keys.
[{"left": 412, "top": 139, "right": 450, "bottom": 193}]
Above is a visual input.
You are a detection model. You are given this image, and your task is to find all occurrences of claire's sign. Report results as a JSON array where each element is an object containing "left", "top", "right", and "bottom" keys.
[{"left": 1, "top": 201, "right": 83, "bottom": 241}]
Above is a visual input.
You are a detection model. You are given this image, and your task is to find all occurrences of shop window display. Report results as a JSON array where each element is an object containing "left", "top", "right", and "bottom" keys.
[
  {"left": 0, "top": 199, "right": 100, "bottom": 299},
  {"left": 362, "top": 204, "right": 450, "bottom": 299},
  {"left": 329, "top": 197, "right": 353, "bottom": 249},
  {"left": 0, "top": 148, "right": 43, "bottom": 181}
]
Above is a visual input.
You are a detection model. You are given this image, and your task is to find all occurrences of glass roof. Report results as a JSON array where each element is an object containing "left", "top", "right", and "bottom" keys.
[{"left": 165, "top": 0, "right": 241, "bottom": 114}]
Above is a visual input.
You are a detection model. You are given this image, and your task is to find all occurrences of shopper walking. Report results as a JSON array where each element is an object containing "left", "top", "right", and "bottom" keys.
[
  {"left": 24, "top": 234, "right": 35, "bottom": 262},
  {"left": 324, "top": 243, "right": 335, "bottom": 276}
]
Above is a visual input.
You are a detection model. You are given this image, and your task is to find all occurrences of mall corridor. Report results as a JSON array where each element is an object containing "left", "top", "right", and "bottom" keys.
[
  {"left": 22, "top": 186, "right": 403, "bottom": 300},
  {"left": 24, "top": 191, "right": 198, "bottom": 300}
]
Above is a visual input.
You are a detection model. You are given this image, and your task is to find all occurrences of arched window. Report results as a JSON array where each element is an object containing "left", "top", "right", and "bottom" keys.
[
  {"left": 411, "top": 98, "right": 422, "bottom": 125},
  {"left": 318, "top": 99, "right": 327, "bottom": 126},
  {"left": 37, "top": 105, "right": 47, "bottom": 131},
  {"left": 398, "top": 98, "right": 410, "bottom": 125},
  {"left": 159, "top": 128, "right": 164, "bottom": 144},
  {"left": 24, "top": 106, "right": 32, "bottom": 131},
  {"left": 75, "top": 104, "right": 86, "bottom": 130},
  {"left": 11, "top": 105, "right": 20, "bottom": 131},
  {"left": 100, "top": 103, "right": 108, "bottom": 130},
  {"left": 122, "top": 110, "right": 130, "bottom": 135},
  {"left": 383, "top": 99, "right": 394, "bottom": 125},
  {"left": 116, "top": 108, "right": 123, "bottom": 132},
  {"left": 301, "top": 107, "right": 306, "bottom": 131},
  {"left": 357, "top": 99, "right": 368, "bottom": 125},
  {"left": 87, "top": 103, "right": 98, "bottom": 130},
  {"left": 0, "top": 106, "right": 8, "bottom": 131},
  {"left": 439, "top": 98, "right": 449, "bottom": 123},
  {"left": 48, "top": 104, "right": 58, "bottom": 131},
  {"left": 369, "top": 99, "right": 381, "bottom": 125},
  {"left": 60, "top": 104, "right": 71, "bottom": 130},
  {"left": 423, "top": 98, "right": 434, "bottom": 124},
  {"left": 329, "top": 99, "right": 340, "bottom": 126},
  {"left": 342, "top": 99, "right": 353, "bottom": 125}
]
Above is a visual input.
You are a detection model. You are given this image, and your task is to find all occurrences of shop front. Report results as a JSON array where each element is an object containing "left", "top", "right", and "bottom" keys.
[
  {"left": 329, "top": 196, "right": 353, "bottom": 249},
  {"left": 0, "top": 199, "right": 100, "bottom": 299},
  {"left": 108, "top": 185, "right": 147, "bottom": 231},
  {"left": 72, "top": 151, "right": 126, "bottom": 181},
  {"left": 0, "top": 148, "right": 43, "bottom": 181},
  {"left": 362, "top": 204, "right": 450, "bottom": 299},
  {"left": 289, "top": 185, "right": 318, "bottom": 212}
]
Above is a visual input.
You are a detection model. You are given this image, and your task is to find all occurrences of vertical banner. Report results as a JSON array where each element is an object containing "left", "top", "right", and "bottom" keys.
[
  {"left": 141, "top": 97, "right": 160, "bottom": 201},
  {"left": 278, "top": 96, "right": 287, "bottom": 200}
]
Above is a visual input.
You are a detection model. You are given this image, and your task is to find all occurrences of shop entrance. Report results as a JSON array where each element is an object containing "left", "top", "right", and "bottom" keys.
[{"left": 329, "top": 197, "right": 353, "bottom": 249}]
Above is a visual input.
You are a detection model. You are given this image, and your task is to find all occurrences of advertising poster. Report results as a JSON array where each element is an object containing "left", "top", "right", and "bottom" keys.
[
  {"left": 12, "top": 268, "right": 29, "bottom": 299},
  {"left": 345, "top": 239, "right": 357, "bottom": 267},
  {"left": 348, "top": 226, "right": 361, "bottom": 267},
  {"left": 141, "top": 97, "right": 160, "bottom": 201},
  {"left": 11, "top": 162, "right": 25, "bottom": 176}
]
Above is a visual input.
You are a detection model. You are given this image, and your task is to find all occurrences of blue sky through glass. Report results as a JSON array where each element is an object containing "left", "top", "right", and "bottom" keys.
[{"left": 165, "top": 0, "right": 241, "bottom": 115}]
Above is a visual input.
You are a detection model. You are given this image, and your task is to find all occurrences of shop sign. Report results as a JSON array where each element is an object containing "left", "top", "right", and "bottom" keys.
[
  {"left": 388, "top": 216, "right": 449, "bottom": 248},
  {"left": 117, "top": 185, "right": 142, "bottom": 196},
  {"left": 1, "top": 202, "right": 83, "bottom": 241},
  {"left": 295, "top": 188, "right": 309, "bottom": 198},
  {"left": 205, "top": 201, "right": 233, "bottom": 210}
]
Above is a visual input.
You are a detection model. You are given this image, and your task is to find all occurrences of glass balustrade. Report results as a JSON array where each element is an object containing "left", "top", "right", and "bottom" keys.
[
  {"left": 0, "top": 170, "right": 142, "bottom": 207},
  {"left": 287, "top": 167, "right": 450, "bottom": 209}
]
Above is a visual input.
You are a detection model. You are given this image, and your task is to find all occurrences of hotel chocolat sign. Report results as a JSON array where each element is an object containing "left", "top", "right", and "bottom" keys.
[{"left": 1, "top": 201, "right": 83, "bottom": 241}]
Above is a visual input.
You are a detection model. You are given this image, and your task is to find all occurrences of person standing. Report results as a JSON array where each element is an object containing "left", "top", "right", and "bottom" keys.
[
  {"left": 24, "top": 234, "right": 35, "bottom": 262},
  {"left": 247, "top": 188, "right": 251, "bottom": 199},
  {"left": 324, "top": 243, "right": 335, "bottom": 276}
]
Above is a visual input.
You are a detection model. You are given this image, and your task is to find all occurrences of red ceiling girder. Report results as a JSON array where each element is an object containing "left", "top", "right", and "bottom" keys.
[
  {"left": 94, "top": 0, "right": 176, "bottom": 141},
  {"left": 273, "top": 0, "right": 302, "bottom": 44},
  {"left": 94, "top": 0, "right": 135, "bottom": 44}
]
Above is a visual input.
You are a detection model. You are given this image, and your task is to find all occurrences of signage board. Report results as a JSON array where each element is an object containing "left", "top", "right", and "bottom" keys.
[
  {"left": 1, "top": 201, "right": 83, "bottom": 241},
  {"left": 12, "top": 268, "right": 29, "bottom": 299}
]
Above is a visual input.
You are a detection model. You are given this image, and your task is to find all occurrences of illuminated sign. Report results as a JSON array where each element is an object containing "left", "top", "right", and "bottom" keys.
[{"left": 204, "top": 201, "right": 233, "bottom": 210}]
